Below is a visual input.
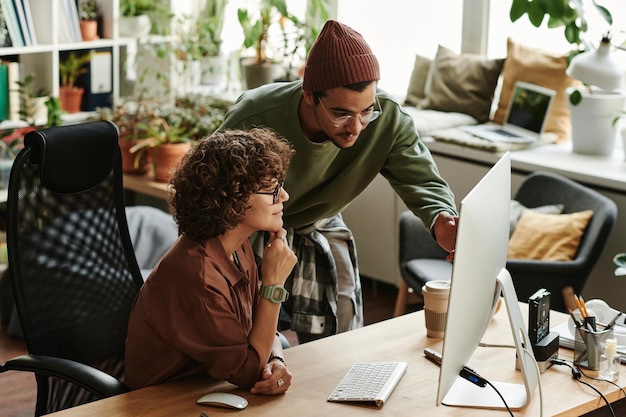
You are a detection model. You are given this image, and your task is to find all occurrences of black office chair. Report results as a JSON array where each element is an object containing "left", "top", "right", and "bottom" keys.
[
  {"left": 0, "top": 121, "right": 144, "bottom": 416},
  {"left": 393, "top": 171, "right": 617, "bottom": 315}
]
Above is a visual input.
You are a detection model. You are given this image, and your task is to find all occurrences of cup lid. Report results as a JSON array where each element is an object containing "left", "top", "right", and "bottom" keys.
[{"left": 424, "top": 280, "right": 450, "bottom": 293}]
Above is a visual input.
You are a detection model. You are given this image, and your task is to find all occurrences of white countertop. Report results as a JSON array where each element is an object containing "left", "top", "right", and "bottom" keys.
[{"left": 424, "top": 138, "right": 626, "bottom": 193}]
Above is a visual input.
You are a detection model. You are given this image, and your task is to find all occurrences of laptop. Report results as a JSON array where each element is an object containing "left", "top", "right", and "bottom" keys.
[{"left": 460, "top": 81, "right": 556, "bottom": 144}]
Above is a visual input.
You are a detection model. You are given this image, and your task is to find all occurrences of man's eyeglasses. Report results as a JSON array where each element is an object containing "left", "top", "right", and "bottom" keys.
[
  {"left": 256, "top": 181, "right": 284, "bottom": 204},
  {"left": 319, "top": 96, "right": 383, "bottom": 128}
]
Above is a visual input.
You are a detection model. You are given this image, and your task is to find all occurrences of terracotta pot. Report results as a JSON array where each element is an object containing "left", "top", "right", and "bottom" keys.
[
  {"left": 59, "top": 87, "right": 84, "bottom": 113},
  {"left": 152, "top": 142, "right": 192, "bottom": 183},
  {"left": 80, "top": 20, "right": 98, "bottom": 41},
  {"left": 119, "top": 137, "right": 151, "bottom": 175}
]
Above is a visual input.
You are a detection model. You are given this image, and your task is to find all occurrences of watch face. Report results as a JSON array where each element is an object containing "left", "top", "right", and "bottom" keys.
[{"left": 261, "top": 285, "right": 289, "bottom": 303}]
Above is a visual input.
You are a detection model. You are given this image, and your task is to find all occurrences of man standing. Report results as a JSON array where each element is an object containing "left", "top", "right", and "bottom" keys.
[{"left": 219, "top": 20, "right": 457, "bottom": 343}]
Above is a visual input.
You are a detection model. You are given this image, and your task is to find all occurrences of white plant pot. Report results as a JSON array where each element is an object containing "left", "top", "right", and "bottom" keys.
[
  {"left": 567, "top": 87, "right": 625, "bottom": 156},
  {"left": 174, "top": 60, "right": 202, "bottom": 95},
  {"left": 119, "top": 15, "right": 152, "bottom": 38},
  {"left": 200, "top": 55, "right": 227, "bottom": 86}
]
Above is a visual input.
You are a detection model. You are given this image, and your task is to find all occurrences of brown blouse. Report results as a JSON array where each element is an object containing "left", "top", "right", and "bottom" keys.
[{"left": 124, "top": 235, "right": 262, "bottom": 390}]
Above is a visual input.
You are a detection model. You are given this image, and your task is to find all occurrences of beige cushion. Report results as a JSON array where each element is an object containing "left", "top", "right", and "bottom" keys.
[
  {"left": 404, "top": 54, "right": 432, "bottom": 107},
  {"left": 422, "top": 45, "right": 504, "bottom": 123},
  {"left": 492, "top": 38, "right": 580, "bottom": 143},
  {"left": 507, "top": 210, "right": 593, "bottom": 261}
]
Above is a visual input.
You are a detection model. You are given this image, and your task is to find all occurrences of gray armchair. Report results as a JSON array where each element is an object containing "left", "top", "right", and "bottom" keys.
[{"left": 394, "top": 171, "right": 617, "bottom": 315}]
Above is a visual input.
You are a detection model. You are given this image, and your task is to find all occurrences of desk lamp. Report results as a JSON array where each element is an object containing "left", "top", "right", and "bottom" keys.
[{"left": 565, "top": 34, "right": 625, "bottom": 156}]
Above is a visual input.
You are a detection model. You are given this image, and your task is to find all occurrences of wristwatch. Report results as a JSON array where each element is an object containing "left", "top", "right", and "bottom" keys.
[{"left": 260, "top": 284, "right": 289, "bottom": 303}]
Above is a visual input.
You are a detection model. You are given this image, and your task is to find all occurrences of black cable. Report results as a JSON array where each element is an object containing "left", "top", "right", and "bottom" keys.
[
  {"left": 460, "top": 366, "right": 515, "bottom": 416},
  {"left": 577, "top": 365, "right": 626, "bottom": 398},
  {"left": 550, "top": 358, "right": 616, "bottom": 417},
  {"left": 484, "top": 379, "right": 515, "bottom": 417},
  {"left": 553, "top": 358, "right": 626, "bottom": 398}
]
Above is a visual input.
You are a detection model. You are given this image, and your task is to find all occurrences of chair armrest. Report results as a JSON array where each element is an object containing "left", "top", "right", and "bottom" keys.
[{"left": 1, "top": 354, "right": 129, "bottom": 398}]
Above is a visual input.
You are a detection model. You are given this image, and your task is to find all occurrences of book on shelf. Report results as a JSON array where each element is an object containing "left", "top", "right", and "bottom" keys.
[
  {"left": 19, "top": 0, "right": 37, "bottom": 45},
  {"left": 0, "top": 0, "right": 23, "bottom": 47},
  {"left": 0, "top": 2, "right": 13, "bottom": 47},
  {"left": 59, "top": 0, "right": 81, "bottom": 43},
  {"left": 0, "top": 63, "right": 8, "bottom": 120},
  {"left": 5, "top": 60, "right": 19, "bottom": 121},
  {"left": 13, "top": 0, "right": 33, "bottom": 46}
]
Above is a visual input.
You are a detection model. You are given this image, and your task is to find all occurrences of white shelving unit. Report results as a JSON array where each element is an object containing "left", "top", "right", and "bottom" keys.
[{"left": 0, "top": 0, "right": 175, "bottom": 126}]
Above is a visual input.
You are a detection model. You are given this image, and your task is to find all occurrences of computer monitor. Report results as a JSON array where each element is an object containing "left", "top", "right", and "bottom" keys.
[{"left": 436, "top": 152, "right": 539, "bottom": 410}]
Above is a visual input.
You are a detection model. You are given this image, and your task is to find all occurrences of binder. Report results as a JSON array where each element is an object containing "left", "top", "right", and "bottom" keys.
[{"left": 75, "top": 48, "right": 113, "bottom": 111}]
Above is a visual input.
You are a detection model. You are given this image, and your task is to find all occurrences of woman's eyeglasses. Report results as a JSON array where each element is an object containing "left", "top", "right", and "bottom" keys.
[
  {"left": 256, "top": 181, "right": 284, "bottom": 204},
  {"left": 319, "top": 96, "right": 383, "bottom": 128}
]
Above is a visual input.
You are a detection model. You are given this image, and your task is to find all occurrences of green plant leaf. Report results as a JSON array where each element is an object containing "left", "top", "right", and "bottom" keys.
[
  {"left": 569, "top": 88, "right": 582, "bottom": 105},
  {"left": 527, "top": 1, "right": 547, "bottom": 27},
  {"left": 564, "top": 21, "right": 581, "bottom": 45},
  {"left": 593, "top": 4, "right": 612, "bottom": 25},
  {"left": 509, "top": 0, "right": 528, "bottom": 22}
]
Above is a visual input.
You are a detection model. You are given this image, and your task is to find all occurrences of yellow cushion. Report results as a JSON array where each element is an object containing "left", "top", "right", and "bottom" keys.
[
  {"left": 492, "top": 38, "right": 580, "bottom": 143},
  {"left": 422, "top": 45, "right": 504, "bottom": 123},
  {"left": 507, "top": 210, "right": 593, "bottom": 261}
]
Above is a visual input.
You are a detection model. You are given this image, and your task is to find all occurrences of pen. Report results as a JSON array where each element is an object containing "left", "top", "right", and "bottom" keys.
[{"left": 604, "top": 311, "right": 622, "bottom": 331}]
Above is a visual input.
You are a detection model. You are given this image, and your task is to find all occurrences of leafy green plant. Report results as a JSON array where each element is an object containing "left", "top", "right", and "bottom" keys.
[
  {"left": 79, "top": 0, "right": 98, "bottom": 21},
  {"left": 237, "top": 0, "right": 291, "bottom": 65},
  {"left": 59, "top": 51, "right": 92, "bottom": 89},
  {"left": 0, "top": 129, "right": 24, "bottom": 159},
  {"left": 16, "top": 73, "right": 48, "bottom": 125},
  {"left": 44, "top": 97, "right": 64, "bottom": 128},
  {"left": 509, "top": 0, "right": 612, "bottom": 47},
  {"left": 196, "top": 0, "right": 229, "bottom": 57},
  {"left": 120, "top": 0, "right": 167, "bottom": 17}
]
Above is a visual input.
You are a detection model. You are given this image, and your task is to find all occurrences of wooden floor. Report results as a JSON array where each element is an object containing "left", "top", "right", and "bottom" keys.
[{"left": 0, "top": 277, "right": 417, "bottom": 417}]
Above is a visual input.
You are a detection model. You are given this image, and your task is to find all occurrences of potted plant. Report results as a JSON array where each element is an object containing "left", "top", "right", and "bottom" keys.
[
  {"left": 59, "top": 51, "right": 92, "bottom": 113},
  {"left": 130, "top": 112, "right": 198, "bottom": 183},
  {"left": 79, "top": 0, "right": 99, "bottom": 41},
  {"left": 510, "top": 0, "right": 623, "bottom": 156},
  {"left": 119, "top": 0, "right": 165, "bottom": 37},
  {"left": 196, "top": 0, "right": 229, "bottom": 85},
  {"left": 237, "top": 0, "right": 292, "bottom": 89},
  {"left": 94, "top": 96, "right": 160, "bottom": 174},
  {"left": 16, "top": 73, "right": 49, "bottom": 126}
]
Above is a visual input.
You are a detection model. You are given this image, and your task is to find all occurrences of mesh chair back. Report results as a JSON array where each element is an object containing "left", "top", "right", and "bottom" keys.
[{"left": 5, "top": 121, "right": 144, "bottom": 413}]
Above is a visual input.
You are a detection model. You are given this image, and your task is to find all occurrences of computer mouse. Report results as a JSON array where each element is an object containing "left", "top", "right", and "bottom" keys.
[{"left": 197, "top": 392, "right": 248, "bottom": 410}]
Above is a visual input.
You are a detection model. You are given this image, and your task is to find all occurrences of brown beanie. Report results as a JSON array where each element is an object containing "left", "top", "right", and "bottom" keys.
[{"left": 302, "top": 20, "right": 380, "bottom": 92}]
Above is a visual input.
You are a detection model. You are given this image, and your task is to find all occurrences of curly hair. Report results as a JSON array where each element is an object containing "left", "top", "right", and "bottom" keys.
[{"left": 169, "top": 128, "right": 295, "bottom": 240}]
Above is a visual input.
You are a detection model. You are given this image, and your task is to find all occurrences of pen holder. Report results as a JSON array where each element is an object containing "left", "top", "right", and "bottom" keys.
[{"left": 573, "top": 326, "right": 613, "bottom": 371}]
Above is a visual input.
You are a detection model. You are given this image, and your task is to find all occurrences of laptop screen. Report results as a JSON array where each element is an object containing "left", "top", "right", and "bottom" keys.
[{"left": 505, "top": 81, "right": 556, "bottom": 134}]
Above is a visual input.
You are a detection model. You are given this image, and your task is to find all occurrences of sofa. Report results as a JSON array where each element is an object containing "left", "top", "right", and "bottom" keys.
[{"left": 401, "top": 38, "right": 579, "bottom": 152}]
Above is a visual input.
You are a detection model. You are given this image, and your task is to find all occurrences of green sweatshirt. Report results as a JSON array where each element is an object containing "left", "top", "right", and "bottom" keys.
[{"left": 218, "top": 81, "right": 457, "bottom": 229}]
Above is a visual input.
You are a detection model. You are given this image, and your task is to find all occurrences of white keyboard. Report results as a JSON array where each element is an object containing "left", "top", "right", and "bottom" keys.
[{"left": 327, "top": 361, "right": 408, "bottom": 407}]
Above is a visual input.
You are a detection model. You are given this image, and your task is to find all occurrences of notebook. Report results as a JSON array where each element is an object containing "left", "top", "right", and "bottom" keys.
[
  {"left": 460, "top": 81, "right": 556, "bottom": 144},
  {"left": 327, "top": 361, "right": 408, "bottom": 407}
]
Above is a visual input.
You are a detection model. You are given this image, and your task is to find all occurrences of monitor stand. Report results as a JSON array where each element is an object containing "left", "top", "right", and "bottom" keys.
[{"left": 442, "top": 268, "right": 539, "bottom": 410}]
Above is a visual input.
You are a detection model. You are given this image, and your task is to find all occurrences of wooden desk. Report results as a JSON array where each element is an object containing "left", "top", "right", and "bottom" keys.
[
  {"left": 47, "top": 306, "right": 625, "bottom": 417},
  {"left": 123, "top": 173, "right": 170, "bottom": 202}
]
